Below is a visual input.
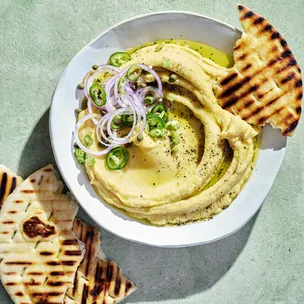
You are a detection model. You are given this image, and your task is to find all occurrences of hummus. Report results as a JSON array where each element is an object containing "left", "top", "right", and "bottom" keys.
[{"left": 80, "top": 42, "right": 260, "bottom": 226}]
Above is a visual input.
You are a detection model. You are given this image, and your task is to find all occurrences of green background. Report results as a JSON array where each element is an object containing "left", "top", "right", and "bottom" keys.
[{"left": 1, "top": 0, "right": 303, "bottom": 303}]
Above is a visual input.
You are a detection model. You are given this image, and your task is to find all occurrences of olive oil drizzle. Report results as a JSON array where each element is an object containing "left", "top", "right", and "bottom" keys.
[{"left": 127, "top": 38, "right": 234, "bottom": 68}]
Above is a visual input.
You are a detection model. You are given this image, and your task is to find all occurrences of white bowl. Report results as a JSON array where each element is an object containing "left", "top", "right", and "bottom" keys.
[{"left": 50, "top": 11, "right": 286, "bottom": 247}]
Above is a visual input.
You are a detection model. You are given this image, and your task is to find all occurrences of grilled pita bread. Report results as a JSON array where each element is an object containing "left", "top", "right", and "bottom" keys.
[
  {"left": 0, "top": 165, "right": 22, "bottom": 209},
  {"left": 64, "top": 219, "right": 136, "bottom": 304},
  {"left": 216, "top": 5, "right": 302, "bottom": 136},
  {"left": 0, "top": 165, "right": 84, "bottom": 304}
]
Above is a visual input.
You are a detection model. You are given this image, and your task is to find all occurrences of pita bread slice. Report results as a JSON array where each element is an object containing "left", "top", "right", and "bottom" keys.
[
  {"left": 64, "top": 219, "right": 136, "bottom": 304},
  {"left": 216, "top": 4, "right": 302, "bottom": 136},
  {"left": 0, "top": 165, "right": 22, "bottom": 209},
  {"left": 0, "top": 165, "right": 84, "bottom": 304}
]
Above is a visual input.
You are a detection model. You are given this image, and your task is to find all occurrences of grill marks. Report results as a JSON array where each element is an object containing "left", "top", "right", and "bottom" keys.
[
  {"left": 47, "top": 281, "right": 65, "bottom": 287},
  {"left": 21, "top": 190, "right": 35, "bottom": 194},
  {"left": 81, "top": 284, "right": 89, "bottom": 304},
  {"left": 64, "top": 250, "right": 82, "bottom": 256},
  {"left": 15, "top": 292, "right": 24, "bottom": 297},
  {"left": 40, "top": 251, "right": 54, "bottom": 256},
  {"left": 220, "top": 50, "right": 296, "bottom": 105},
  {"left": 91, "top": 260, "right": 134, "bottom": 301},
  {"left": 72, "top": 270, "right": 78, "bottom": 296},
  {"left": 220, "top": 72, "right": 238, "bottom": 86},
  {"left": 83, "top": 227, "right": 97, "bottom": 277},
  {"left": 5, "top": 261, "right": 32, "bottom": 266},
  {"left": 62, "top": 260, "right": 77, "bottom": 266},
  {"left": 31, "top": 291, "right": 64, "bottom": 304},
  {"left": 114, "top": 269, "right": 122, "bottom": 296},
  {"left": 25, "top": 280, "right": 41, "bottom": 286},
  {"left": 71, "top": 219, "right": 103, "bottom": 281},
  {"left": 241, "top": 63, "right": 252, "bottom": 72},
  {"left": 281, "top": 72, "right": 296, "bottom": 84},
  {"left": 220, "top": 76, "right": 251, "bottom": 99},
  {"left": 263, "top": 24, "right": 272, "bottom": 32},
  {"left": 241, "top": 94, "right": 283, "bottom": 121},
  {"left": 271, "top": 32, "right": 280, "bottom": 39},
  {"left": 4, "top": 272, "right": 17, "bottom": 275},
  {"left": 50, "top": 271, "right": 65, "bottom": 276},
  {"left": 217, "top": 5, "right": 302, "bottom": 135},
  {"left": 62, "top": 239, "right": 78, "bottom": 246},
  {"left": 254, "top": 16, "right": 264, "bottom": 25},
  {"left": 0, "top": 169, "right": 18, "bottom": 208},
  {"left": 283, "top": 120, "right": 299, "bottom": 136},
  {"left": 297, "top": 93, "right": 303, "bottom": 101},
  {"left": 64, "top": 219, "right": 136, "bottom": 303},
  {"left": 10, "top": 177, "right": 17, "bottom": 194},
  {"left": 281, "top": 39, "right": 287, "bottom": 47},
  {"left": 91, "top": 261, "right": 103, "bottom": 298},
  {"left": 244, "top": 11, "right": 254, "bottom": 19},
  {"left": 89, "top": 261, "right": 119, "bottom": 301},
  {"left": 47, "top": 261, "right": 60, "bottom": 266},
  {"left": 237, "top": 54, "right": 247, "bottom": 61},
  {"left": 125, "top": 281, "right": 133, "bottom": 293},
  {"left": 296, "top": 80, "right": 302, "bottom": 87},
  {"left": 43, "top": 168, "right": 52, "bottom": 172},
  {"left": 0, "top": 173, "right": 8, "bottom": 205}
]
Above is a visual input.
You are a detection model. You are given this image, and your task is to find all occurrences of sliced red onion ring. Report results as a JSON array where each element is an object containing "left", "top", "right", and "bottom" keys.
[
  {"left": 84, "top": 65, "right": 119, "bottom": 99},
  {"left": 85, "top": 65, "right": 121, "bottom": 118},
  {"left": 132, "top": 94, "right": 147, "bottom": 135},
  {"left": 75, "top": 114, "right": 113, "bottom": 156},
  {"left": 139, "top": 86, "right": 163, "bottom": 108},
  {"left": 114, "top": 74, "right": 129, "bottom": 108},
  {"left": 107, "top": 107, "right": 136, "bottom": 144},
  {"left": 137, "top": 64, "right": 163, "bottom": 95},
  {"left": 87, "top": 100, "right": 101, "bottom": 125},
  {"left": 96, "top": 113, "right": 114, "bottom": 147},
  {"left": 95, "top": 64, "right": 120, "bottom": 74}
]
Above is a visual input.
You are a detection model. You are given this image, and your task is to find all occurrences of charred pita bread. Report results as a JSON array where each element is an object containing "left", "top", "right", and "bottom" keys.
[
  {"left": 64, "top": 219, "right": 136, "bottom": 304},
  {"left": 0, "top": 165, "right": 84, "bottom": 304},
  {"left": 216, "top": 5, "right": 302, "bottom": 136},
  {"left": 0, "top": 165, "right": 22, "bottom": 209},
  {"left": 0, "top": 166, "right": 136, "bottom": 303}
]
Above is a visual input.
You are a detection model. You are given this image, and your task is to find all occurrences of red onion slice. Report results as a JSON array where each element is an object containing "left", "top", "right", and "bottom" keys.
[
  {"left": 137, "top": 64, "right": 163, "bottom": 95},
  {"left": 74, "top": 114, "right": 114, "bottom": 156},
  {"left": 96, "top": 114, "right": 114, "bottom": 147},
  {"left": 106, "top": 107, "right": 136, "bottom": 144},
  {"left": 139, "top": 86, "right": 163, "bottom": 101},
  {"left": 87, "top": 99, "right": 101, "bottom": 125}
]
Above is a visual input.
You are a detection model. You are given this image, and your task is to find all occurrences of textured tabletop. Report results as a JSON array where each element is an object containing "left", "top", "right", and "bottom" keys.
[{"left": 1, "top": 0, "right": 304, "bottom": 303}]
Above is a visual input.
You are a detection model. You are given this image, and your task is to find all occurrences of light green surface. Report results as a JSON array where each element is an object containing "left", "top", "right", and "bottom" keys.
[{"left": 0, "top": 0, "right": 304, "bottom": 303}]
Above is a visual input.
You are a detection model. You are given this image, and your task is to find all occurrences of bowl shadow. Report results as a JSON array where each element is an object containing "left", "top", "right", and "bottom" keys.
[
  {"left": 17, "top": 108, "right": 55, "bottom": 178},
  {"left": 78, "top": 207, "right": 258, "bottom": 302}
]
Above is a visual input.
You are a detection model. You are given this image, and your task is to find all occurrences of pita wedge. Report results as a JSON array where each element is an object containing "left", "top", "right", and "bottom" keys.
[
  {"left": 64, "top": 219, "right": 136, "bottom": 304},
  {"left": 216, "top": 4, "right": 302, "bottom": 136},
  {"left": 0, "top": 165, "right": 84, "bottom": 304},
  {"left": 0, "top": 165, "right": 22, "bottom": 209}
]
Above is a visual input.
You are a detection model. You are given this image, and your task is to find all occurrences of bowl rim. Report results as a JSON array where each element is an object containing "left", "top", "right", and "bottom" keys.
[{"left": 50, "top": 10, "right": 286, "bottom": 247}]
